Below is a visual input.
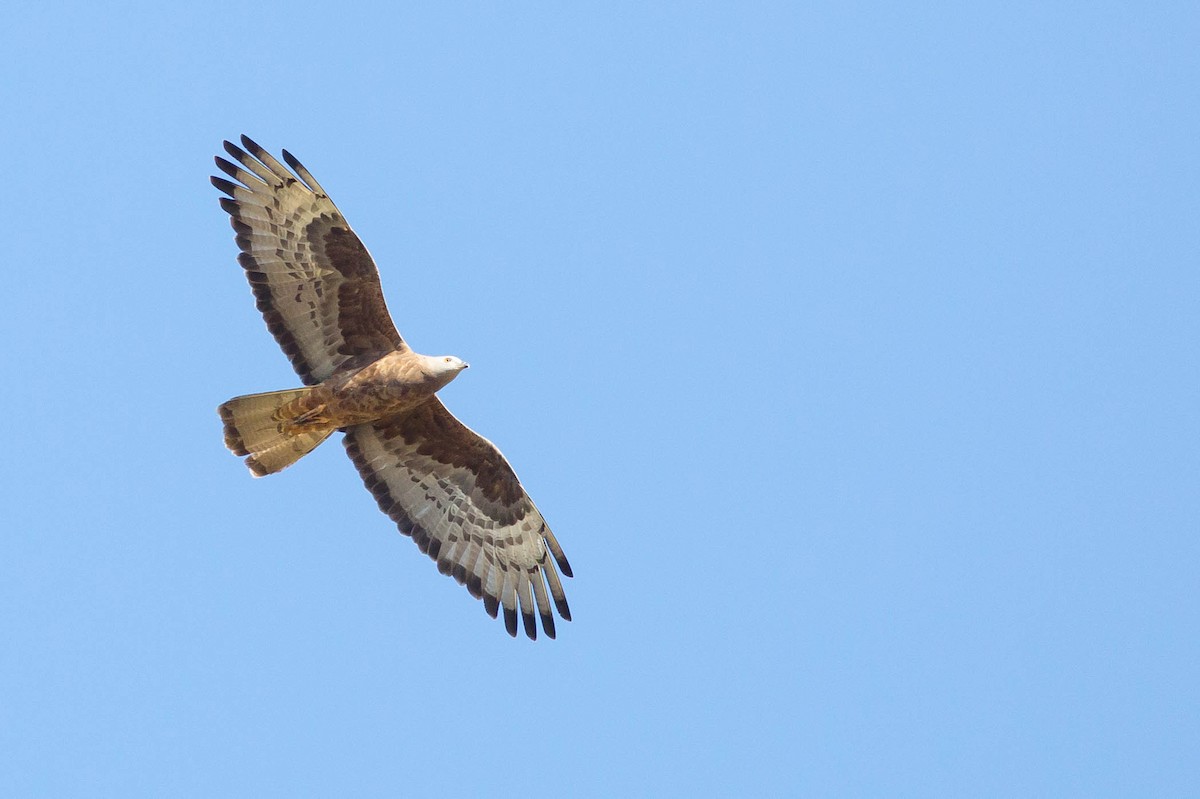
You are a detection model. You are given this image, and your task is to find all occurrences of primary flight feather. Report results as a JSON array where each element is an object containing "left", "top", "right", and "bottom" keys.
[{"left": 213, "top": 136, "right": 572, "bottom": 639}]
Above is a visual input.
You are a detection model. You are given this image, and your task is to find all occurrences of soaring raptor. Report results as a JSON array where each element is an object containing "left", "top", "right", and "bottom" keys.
[{"left": 213, "top": 136, "right": 571, "bottom": 639}]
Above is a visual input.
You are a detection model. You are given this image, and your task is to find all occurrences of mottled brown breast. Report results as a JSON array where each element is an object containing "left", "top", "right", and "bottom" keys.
[{"left": 323, "top": 352, "right": 443, "bottom": 427}]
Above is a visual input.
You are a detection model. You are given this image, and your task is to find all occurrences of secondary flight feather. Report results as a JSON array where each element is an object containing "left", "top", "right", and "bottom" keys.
[{"left": 212, "top": 136, "right": 572, "bottom": 639}]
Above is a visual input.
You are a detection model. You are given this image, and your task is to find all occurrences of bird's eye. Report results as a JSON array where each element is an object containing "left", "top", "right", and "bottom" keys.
[{"left": 444, "top": 357, "right": 451, "bottom": 362}]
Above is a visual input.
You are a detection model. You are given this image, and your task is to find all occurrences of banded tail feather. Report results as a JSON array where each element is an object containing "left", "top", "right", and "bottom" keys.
[{"left": 218, "top": 388, "right": 334, "bottom": 477}]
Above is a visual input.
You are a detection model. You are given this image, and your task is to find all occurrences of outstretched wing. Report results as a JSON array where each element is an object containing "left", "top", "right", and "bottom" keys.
[
  {"left": 212, "top": 136, "right": 406, "bottom": 385},
  {"left": 344, "top": 399, "right": 573, "bottom": 640}
]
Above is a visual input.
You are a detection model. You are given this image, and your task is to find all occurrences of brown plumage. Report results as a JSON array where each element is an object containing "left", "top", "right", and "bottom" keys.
[{"left": 213, "top": 136, "right": 571, "bottom": 639}]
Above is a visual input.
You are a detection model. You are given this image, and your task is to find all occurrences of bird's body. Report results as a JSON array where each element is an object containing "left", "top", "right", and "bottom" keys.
[
  {"left": 261, "top": 353, "right": 460, "bottom": 436},
  {"left": 212, "top": 136, "right": 571, "bottom": 639}
]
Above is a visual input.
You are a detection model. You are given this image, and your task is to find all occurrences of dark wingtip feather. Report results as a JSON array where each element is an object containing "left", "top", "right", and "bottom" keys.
[
  {"left": 214, "top": 156, "right": 241, "bottom": 179},
  {"left": 484, "top": 594, "right": 500, "bottom": 618},
  {"left": 556, "top": 597, "right": 572, "bottom": 622},
  {"left": 218, "top": 197, "right": 239, "bottom": 216},
  {"left": 281, "top": 149, "right": 303, "bottom": 172},
  {"left": 281, "top": 147, "right": 327, "bottom": 195},
  {"left": 503, "top": 607, "right": 518, "bottom": 637},
  {"left": 522, "top": 611, "right": 537, "bottom": 640},
  {"left": 223, "top": 140, "right": 249, "bottom": 160},
  {"left": 240, "top": 134, "right": 264, "bottom": 156},
  {"left": 211, "top": 176, "right": 238, "bottom": 197},
  {"left": 541, "top": 612, "right": 556, "bottom": 639},
  {"left": 559, "top": 557, "right": 574, "bottom": 579}
]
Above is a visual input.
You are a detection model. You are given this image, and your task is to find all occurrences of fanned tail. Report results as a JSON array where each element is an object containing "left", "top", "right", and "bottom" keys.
[{"left": 218, "top": 388, "right": 334, "bottom": 477}]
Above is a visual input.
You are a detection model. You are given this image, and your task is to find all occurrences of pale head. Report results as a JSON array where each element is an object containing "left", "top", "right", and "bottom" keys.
[{"left": 422, "top": 354, "right": 470, "bottom": 389}]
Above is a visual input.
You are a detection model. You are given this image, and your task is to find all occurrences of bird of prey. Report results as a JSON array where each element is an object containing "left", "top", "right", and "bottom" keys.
[{"left": 212, "top": 136, "right": 571, "bottom": 639}]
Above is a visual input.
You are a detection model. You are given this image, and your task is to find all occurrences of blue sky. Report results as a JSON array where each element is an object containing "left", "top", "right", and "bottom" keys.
[{"left": 2, "top": 2, "right": 1197, "bottom": 796}]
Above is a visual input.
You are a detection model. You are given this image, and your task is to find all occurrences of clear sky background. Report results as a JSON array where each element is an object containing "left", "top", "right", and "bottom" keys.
[{"left": 2, "top": 2, "right": 1197, "bottom": 796}]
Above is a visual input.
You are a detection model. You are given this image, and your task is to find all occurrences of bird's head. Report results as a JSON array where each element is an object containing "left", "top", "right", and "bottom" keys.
[{"left": 426, "top": 354, "right": 470, "bottom": 388}]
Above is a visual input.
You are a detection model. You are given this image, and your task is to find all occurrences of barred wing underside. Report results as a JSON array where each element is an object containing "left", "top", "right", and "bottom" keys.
[
  {"left": 344, "top": 400, "right": 573, "bottom": 639},
  {"left": 211, "top": 135, "right": 406, "bottom": 385}
]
